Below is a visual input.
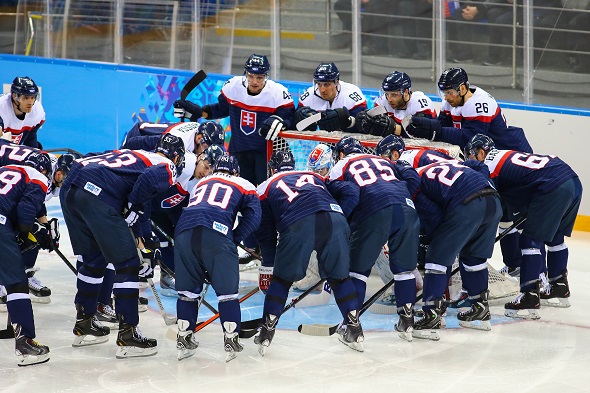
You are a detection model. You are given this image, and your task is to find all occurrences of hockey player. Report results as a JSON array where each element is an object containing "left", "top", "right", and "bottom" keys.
[
  {"left": 465, "top": 134, "right": 582, "bottom": 318},
  {"left": 371, "top": 71, "right": 437, "bottom": 138},
  {"left": 174, "top": 154, "right": 261, "bottom": 362},
  {"left": 173, "top": 53, "right": 295, "bottom": 263},
  {"left": 328, "top": 136, "right": 420, "bottom": 342},
  {"left": 375, "top": 134, "right": 454, "bottom": 168},
  {"left": 295, "top": 62, "right": 366, "bottom": 133},
  {"left": 254, "top": 150, "right": 363, "bottom": 353},
  {"left": 406, "top": 160, "right": 502, "bottom": 340},
  {"left": 0, "top": 151, "right": 52, "bottom": 366},
  {"left": 0, "top": 77, "right": 45, "bottom": 148},
  {"left": 60, "top": 133, "right": 185, "bottom": 358}
]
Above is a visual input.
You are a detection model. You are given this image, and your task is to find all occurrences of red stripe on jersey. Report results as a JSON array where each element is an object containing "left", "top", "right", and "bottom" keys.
[
  {"left": 6, "top": 120, "right": 44, "bottom": 134},
  {"left": 200, "top": 176, "right": 257, "bottom": 197},
  {"left": 490, "top": 150, "right": 513, "bottom": 179},
  {"left": 462, "top": 106, "right": 500, "bottom": 124},
  {"left": 221, "top": 91, "right": 279, "bottom": 113}
]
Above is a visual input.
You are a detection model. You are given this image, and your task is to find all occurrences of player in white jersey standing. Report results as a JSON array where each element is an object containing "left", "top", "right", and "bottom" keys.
[
  {"left": 0, "top": 77, "right": 45, "bottom": 148},
  {"left": 295, "top": 62, "right": 366, "bottom": 133},
  {"left": 371, "top": 71, "right": 437, "bottom": 138},
  {"left": 173, "top": 54, "right": 295, "bottom": 263}
]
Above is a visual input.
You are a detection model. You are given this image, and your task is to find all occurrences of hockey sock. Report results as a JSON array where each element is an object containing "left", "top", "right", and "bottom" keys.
[
  {"left": 98, "top": 263, "right": 115, "bottom": 305},
  {"left": 21, "top": 247, "right": 40, "bottom": 270},
  {"left": 6, "top": 282, "right": 35, "bottom": 338},
  {"left": 422, "top": 263, "right": 448, "bottom": 309},
  {"left": 328, "top": 278, "right": 358, "bottom": 318},
  {"left": 160, "top": 246, "right": 175, "bottom": 272},
  {"left": 393, "top": 273, "right": 416, "bottom": 307},
  {"left": 177, "top": 294, "right": 200, "bottom": 330},
  {"left": 74, "top": 251, "right": 107, "bottom": 314},
  {"left": 546, "top": 235, "right": 568, "bottom": 280},
  {"left": 218, "top": 297, "right": 241, "bottom": 332},
  {"left": 262, "top": 275, "right": 291, "bottom": 318},
  {"left": 350, "top": 270, "right": 370, "bottom": 307},
  {"left": 113, "top": 256, "right": 140, "bottom": 326},
  {"left": 499, "top": 224, "right": 522, "bottom": 269},
  {"left": 519, "top": 234, "right": 544, "bottom": 292},
  {"left": 459, "top": 257, "right": 489, "bottom": 296}
]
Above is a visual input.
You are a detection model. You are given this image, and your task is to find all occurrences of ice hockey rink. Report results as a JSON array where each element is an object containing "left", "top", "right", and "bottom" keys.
[{"left": 1, "top": 198, "right": 589, "bottom": 393}]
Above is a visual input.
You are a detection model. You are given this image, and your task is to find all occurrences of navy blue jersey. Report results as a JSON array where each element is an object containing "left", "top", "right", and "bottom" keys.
[
  {"left": 328, "top": 153, "right": 412, "bottom": 219},
  {"left": 67, "top": 149, "right": 177, "bottom": 210},
  {"left": 0, "top": 139, "right": 37, "bottom": 167},
  {"left": 398, "top": 148, "right": 455, "bottom": 168},
  {"left": 483, "top": 149, "right": 577, "bottom": 211},
  {"left": 414, "top": 161, "right": 494, "bottom": 235},
  {"left": 175, "top": 173, "right": 261, "bottom": 244},
  {"left": 0, "top": 165, "right": 48, "bottom": 229}
]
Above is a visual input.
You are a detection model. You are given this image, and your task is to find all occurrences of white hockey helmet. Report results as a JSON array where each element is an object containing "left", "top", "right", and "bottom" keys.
[{"left": 307, "top": 144, "right": 333, "bottom": 174}]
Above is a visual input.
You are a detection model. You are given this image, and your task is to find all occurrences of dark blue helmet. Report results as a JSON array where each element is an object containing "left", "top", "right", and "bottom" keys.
[
  {"left": 382, "top": 71, "right": 411, "bottom": 93},
  {"left": 438, "top": 67, "right": 469, "bottom": 91},
  {"left": 156, "top": 134, "right": 186, "bottom": 175},
  {"left": 244, "top": 54, "right": 270, "bottom": 75},
  {"left": 375, "top": 135, "right": 406, "bottom": 158},
  {"left": 214, "top": 154, "right": 240, "bottom": 176},
  {"left": 201, "top": 144, "right": 225, "bottom": 168},
  {"left": 268, "top": 150, "right": 295, "bottom": 176},
  {"left": 11, "top": 76, "right": 39, "bottom": 96},
  {"left": 465, "top": 133, "right": 495, "bottom": 158},
  {"left": 198, "top": 121, "right": 225, "bottom": 147},
  {"left": 333, "top": 136, "right": 363, "bottom": 162},
  {"left": 56, "top": 152, "right": 82, "bottom": 178},
  {"left": 24, "top": 151, "right": 52, "bottom": 180},
  {"left": 313, "top": 62, "right": 340, "bottom": 83}
]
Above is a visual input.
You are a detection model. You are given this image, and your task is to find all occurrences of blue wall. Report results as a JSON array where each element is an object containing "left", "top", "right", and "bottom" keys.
[{"left": 1, "top": 54, "right": 588, "bottom": 154}]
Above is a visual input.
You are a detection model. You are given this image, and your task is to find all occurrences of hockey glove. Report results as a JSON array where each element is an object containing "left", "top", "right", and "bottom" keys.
[
  {"left": 294, "top": 106, "right": 319, "bottom": 130},
  {"left": 32, "top": 222, "right": 53, "bottom": 251},
  {"left": 139, "top": 248, "right": 160, "bottom": 278},
  {"left": 317, "top": 107, "right": 353, "bottom": 131},
  {"left": 17, "top": 232, "right": 38, "bottom": 253},
  {"left": 357, "top": 109, "right": 392, "bottom": 136},
  {"left": 258, "top": 265, "right": 273, "bottom": 294},
  {"left": 258, "top": 115, "right": 286, "bottom": 141},
  {"left": 173, "top": 99, "right": 203, "bottom": 121},
  {"left": 44, "top": 217, "right": 60, "bottom": 249},
  {"left": 123, "top": 202, "right": 144, "bottom": 227},
  {"left": 403, "top": 115, "right": 441, "bottom": 141}
]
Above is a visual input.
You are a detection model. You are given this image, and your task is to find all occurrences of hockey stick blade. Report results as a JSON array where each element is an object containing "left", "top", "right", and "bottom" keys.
[
  {"left": 180, "top": 70, "right": 207, "bottom": 100},
  {"left": 366, "top": 106, "right": 387, "bottom": 117},
  {"left": 296, "top": 113, "right": 322, "bottom": 131}
]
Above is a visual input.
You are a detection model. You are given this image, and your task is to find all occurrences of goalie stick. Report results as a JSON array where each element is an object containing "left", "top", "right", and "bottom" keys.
[{"left": 298, "top": 216, "right": 528, "bottom": 334}]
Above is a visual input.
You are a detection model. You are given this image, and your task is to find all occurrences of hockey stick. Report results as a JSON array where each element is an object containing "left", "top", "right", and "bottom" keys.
[
  {"left": 180, "top": 70, "right": 207, "bottom": 100},
  {"left": 298, "top": 216, "right": 529, "bottom": 335},
  {"left": 45, "top": 147, "right": 83, "bottom": 156},
  {"left": 194, "top": 286, "right": 260, "bottom": 333},
  {"left": 150, "top": 220, "right": 174, "bottom": 247},
  {"left": 237, "top": 243, "right": 262, "bottom": 262},
  {"left": 238, "top": 279, "right": 325, "bottom": 338},
  {"left": 296, "top": 113, "right": 322, "bottom": 131},
  {"left": 49, "top": 238, "right": 78, "bottom": 275}
]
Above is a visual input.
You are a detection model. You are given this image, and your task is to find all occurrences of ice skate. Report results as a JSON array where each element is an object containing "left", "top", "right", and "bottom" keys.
[
  {"left": 254, "top": 314, "right": 278, "bottom": 357},
  {"left": 499, "top": 265, "right": 520, "bottom": 278},
  {"left": 446, "top": 288, "right": 471, "bottom": 309},
  {"left": 223, "top": 322, "right": 243, "bottom": 362},
  {"left": 394, "top": 303, "right": 414, "bottom": 342},
  {"left": 14, "top": 324, "right": 49, "bottom": 366},
  {"left": 541, "top": 271, "right": 571, "bottom": 308},
  {"left": 412, "top": 299, "right": 444, "bottom": 341},
  {"left": 337, "top": 311, "right": 364, "bottom": 352},
  {"left": 26, "top": 268, "right": 51, "bottom": 304},
  {"left": 96, "top": 301, "right": 119, "bottom": 329},
  {"left": 176, "top": 319, "right": 198, "bottom": 361},
  {"left": 160, "top": 271, "right": 178, "bottom": 298},
  {"left": 457, "top": 290, "right": 491, "bottom": 331},
  {"left": 116, "top": 323, "right": 158, "bottom": 358},
  {"left": 504, "top": 288, "right": 541, "bottom": 320},
  {"left": 72, "top": 305, "right": 110, "bottom": 347}
]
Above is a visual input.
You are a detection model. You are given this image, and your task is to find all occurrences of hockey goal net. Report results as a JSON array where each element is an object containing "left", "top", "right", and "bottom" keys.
[{"left": 267, "top": 130, "right": 519, "bottom": 303}]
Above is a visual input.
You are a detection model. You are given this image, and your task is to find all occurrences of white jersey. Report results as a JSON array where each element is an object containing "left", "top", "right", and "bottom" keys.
[
  {"left": 439, "top": 86, "right": 499, "bottom": 128},
  {"left": 166, "top": 122, "right": 200, "bottom": 154},
  {"left": 298, "top": 81, "right": 366, "bottom": 112},
  {"left": 0, "top": 93, "right": 45, "bottom": 145},
  {"left": 374, "top": 91, "right": 437, "bottom": 124},
  {"left": 175, "top": 151, "right": 197, "bottom": 193}
]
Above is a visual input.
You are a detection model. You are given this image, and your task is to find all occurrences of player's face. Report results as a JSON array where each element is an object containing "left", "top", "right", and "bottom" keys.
[
  {"left": 385, "top": 90, "right": 406, "bottom": 109},
  {"left": 194, "top": 135, "right": 207, "bottom": 155},
  {"left": 13, "top": 93, "right": 37, "bottom": 113},
  {"left": 246, "top": 72, "right": 267, "bottom": 94},
  {"left": 194, "top": 157, "right": 213, "bottom": 179},
  {"left": 441, "top": 85, "right": 464, "bottom": 107},
  {"left": 53, "top": 170, "right": 65, "bottom": 188},
  {"left": 315, "top": 81, "right": 338, "bottom": 102}
]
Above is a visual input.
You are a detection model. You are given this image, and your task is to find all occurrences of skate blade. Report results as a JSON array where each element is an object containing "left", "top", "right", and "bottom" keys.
[
  {"left": 411, "top": 329, "right": 440, "bottom": 341},
  {"left": 138, "top": 304, "right": 148, "bottom": 313},
  {"left": 17, "top": 353, "right": 50, "bottom": 367},
  {"left": 72, "top": 334, "right": 109, "bottom": 347},
  {"left": 115, "top": 345, "right": 158, "bottom": 359},
  {"left": 160, "top": 288, "right": 178, "bottom": 298},
  {"left": 30, "top": 296, "right": 51, "bottom": 304},
  {"left": 177, "top": 348, "right": 196, "bottom": 361},
  {"left": 338, "top": 336, "right": 365, "bottom": 352},
  {"left": 257, "top": 343, "right": 268, "bottom": 357},
  {"left": 541, "top": 298, "right": 571, "bottom": 308},
  {"left": 504, "top": 308, "right": 541, "bottom": 320},
  {"left": 458, "top": 320, "right": 492, "bottom": 331},
  {"left": 226, "top": 351, "right": 238, "bottom": 362},
  {"left": 397, "top": 330, "right": 413, "bottom": 342}
]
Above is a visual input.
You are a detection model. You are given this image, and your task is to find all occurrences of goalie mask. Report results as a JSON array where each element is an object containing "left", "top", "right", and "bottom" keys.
[
  {"left": 332, "top": 136, "right": 363, "bottom": 162},
  {"left": 307, "top": 144, "right": 333, "bottom": 176},
  {"left": 268, "top": 150, "right": 295, "bottom": 177},
  {"left": 465, "top": 133, "right": 495, "bottom": 159},
  {"left": 375, "top": 135, "right": 405, "bottom": 160}
]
